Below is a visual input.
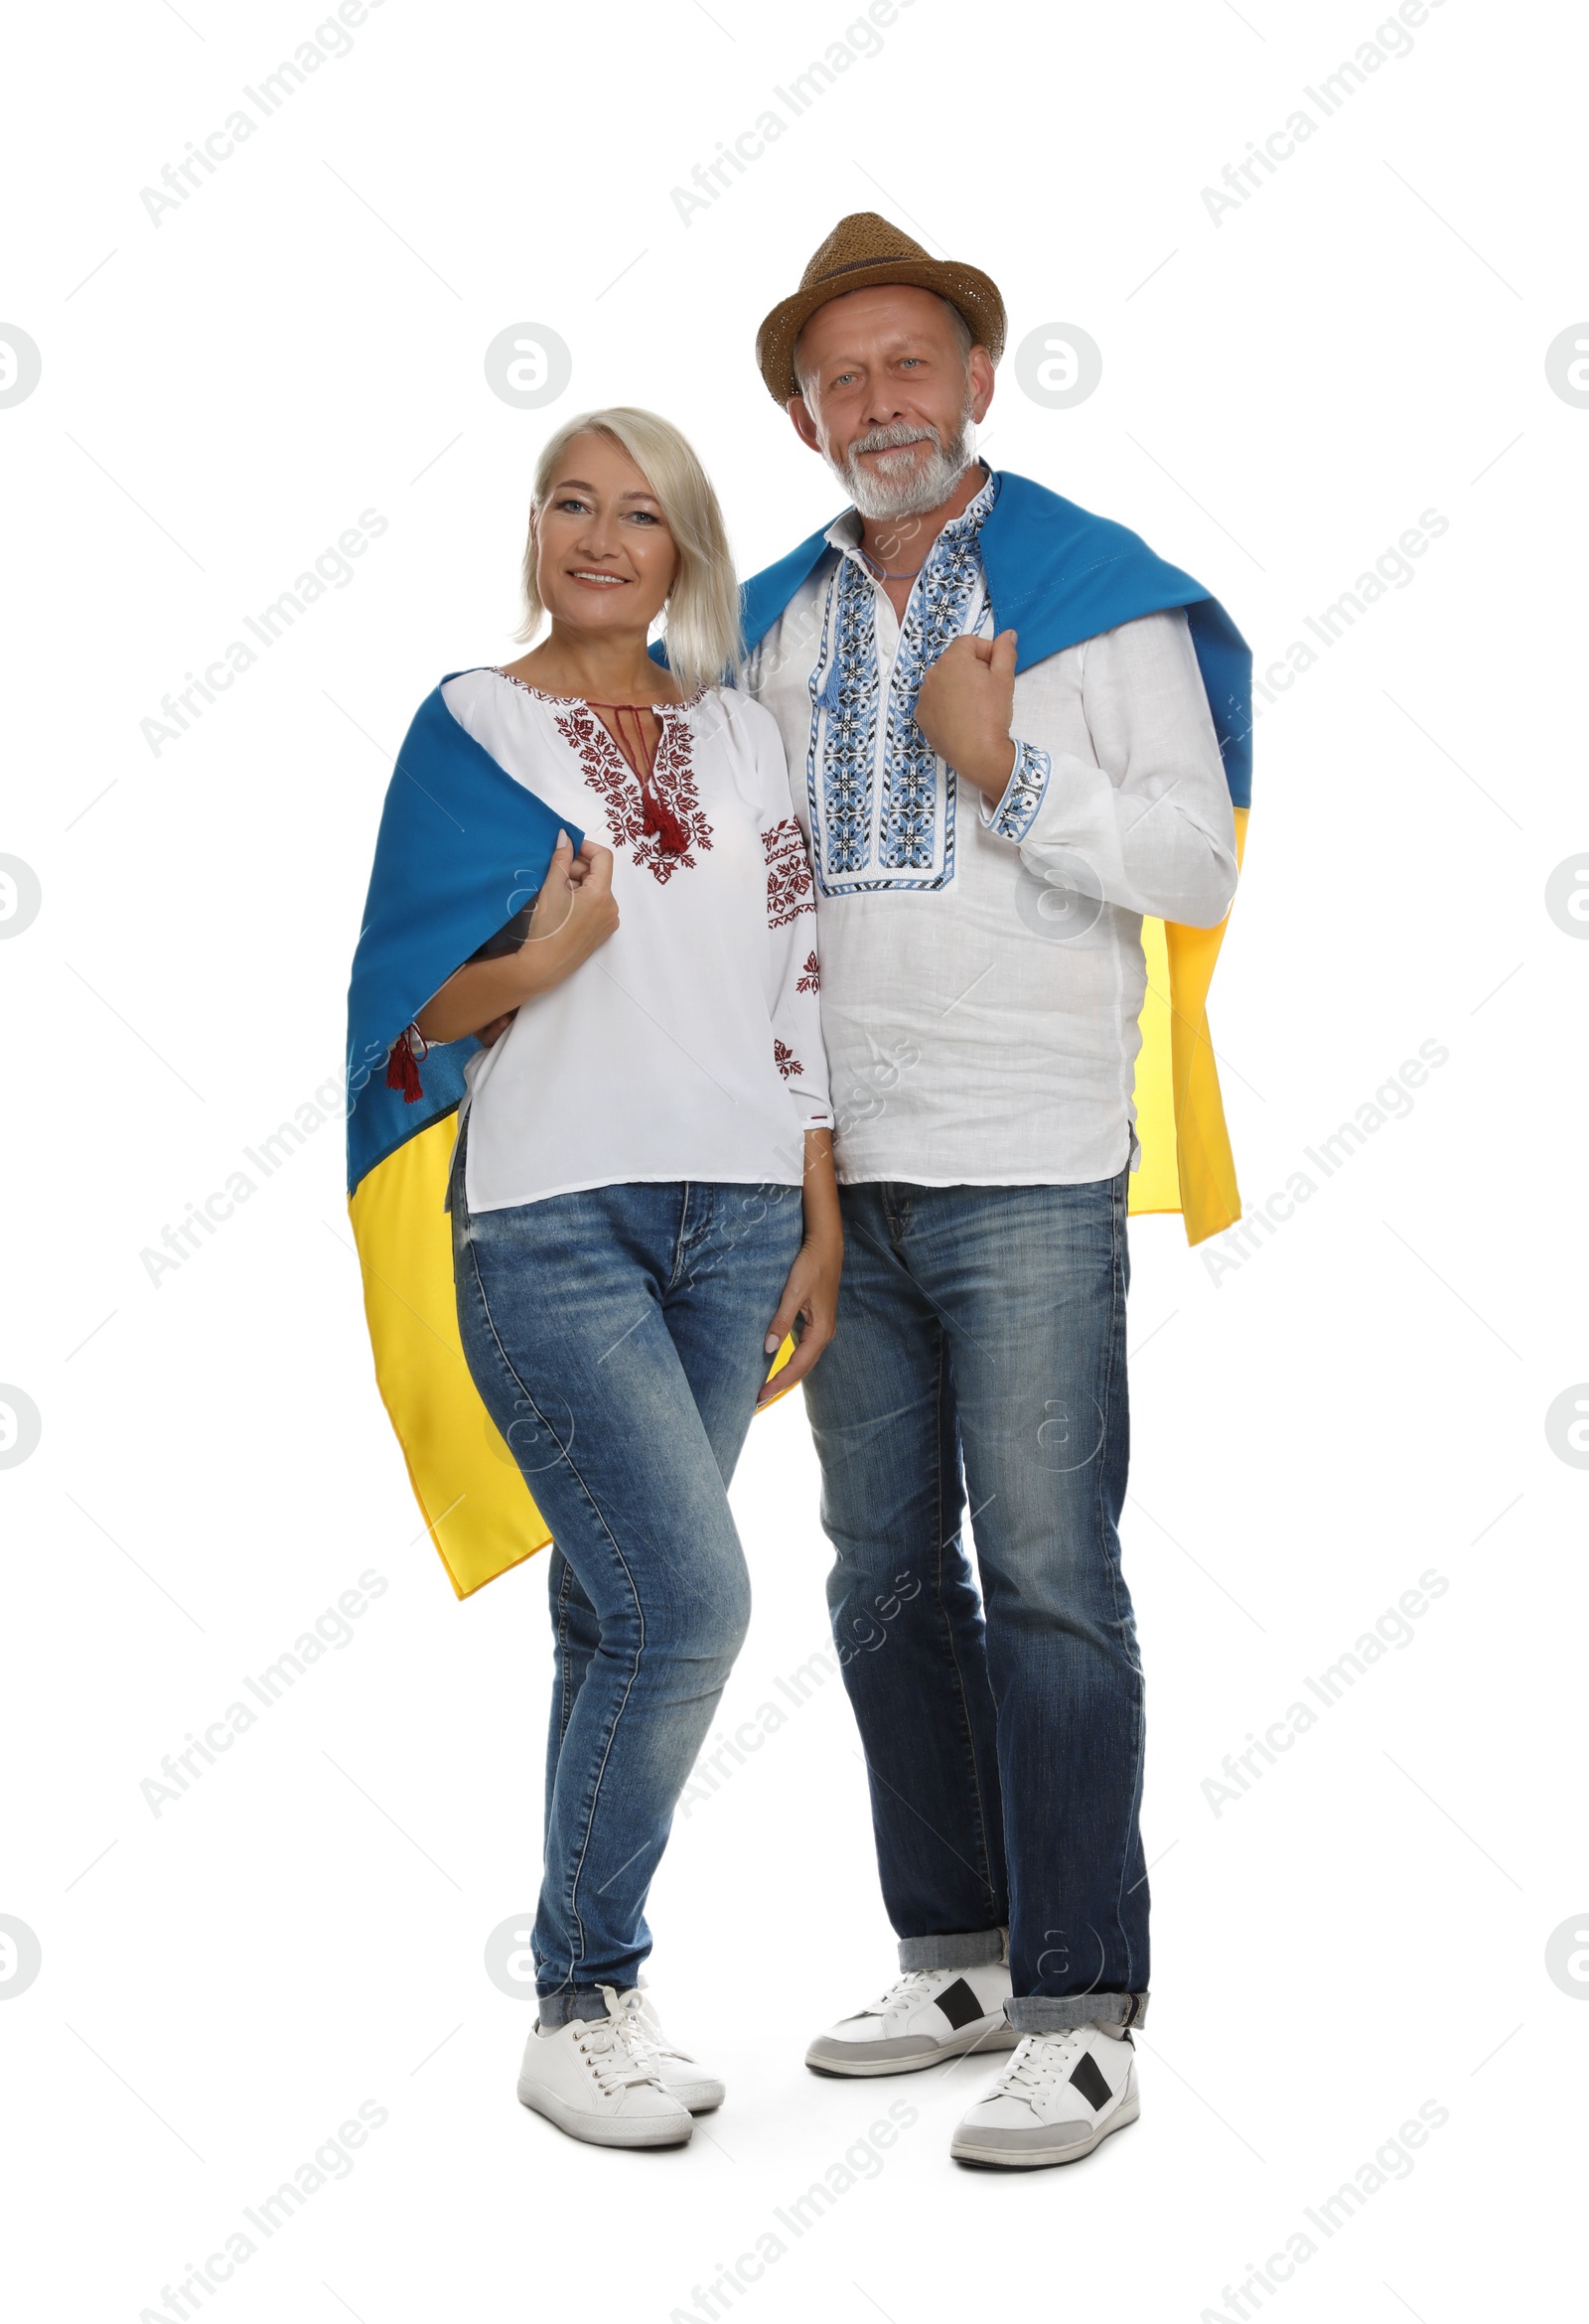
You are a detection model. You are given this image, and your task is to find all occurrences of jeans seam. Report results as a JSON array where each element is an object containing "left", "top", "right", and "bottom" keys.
[
  {"left": 1097, "top": 1165, "right": 1143, "bottom": 1996},
  {"left": 459, "top": 1222, "right": 647, "bottom": 1989},
  {"left": 928, "top": 1326, "right": 1001, "bottom": 1925},
  {"left": 555, "top": 1557, "right": 577, "bottom": 1747},
  {"left": 668, "top": 1184, "right": 692, "bottom": 1294}
]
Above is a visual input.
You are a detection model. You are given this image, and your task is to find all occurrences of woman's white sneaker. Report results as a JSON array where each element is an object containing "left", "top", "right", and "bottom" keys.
[
  {"left": 805, "top": 1964, "right": 1020, "bottom": 2076},
  {"left": 950, "top": 2025, "right": 1139, "bottom": 2167},
  {"left": 516, "top": 1985, "right": 693, "bottom": 2148}
]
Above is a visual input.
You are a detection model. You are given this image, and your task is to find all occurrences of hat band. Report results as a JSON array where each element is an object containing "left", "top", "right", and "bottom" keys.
[{"left": 809, "top": 250, "right": 923, "bottom": 287}]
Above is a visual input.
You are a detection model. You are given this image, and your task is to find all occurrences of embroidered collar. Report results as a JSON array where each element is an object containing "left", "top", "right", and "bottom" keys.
[
  {"left": 548, "top": 696, "right": 713, "bottom": 886},
  {"left": 801, "top": 468, "right": 994, "bottom": 900},
  {"left": 489, "top": 666, "right": 708, "bottom": 714}
]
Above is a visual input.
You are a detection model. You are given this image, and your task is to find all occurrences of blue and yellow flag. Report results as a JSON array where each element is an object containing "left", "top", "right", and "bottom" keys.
[
  {"left": 346, "top": 680, "right": 581, "bottom": 1599},
  {"left": 733, "top": 469, "right": 1253, "bottom": 1244}
]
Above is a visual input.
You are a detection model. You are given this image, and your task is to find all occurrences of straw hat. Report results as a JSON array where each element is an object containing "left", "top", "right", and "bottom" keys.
[{"left": 755, "top": 212, "right": 1006, "bottom": 403}]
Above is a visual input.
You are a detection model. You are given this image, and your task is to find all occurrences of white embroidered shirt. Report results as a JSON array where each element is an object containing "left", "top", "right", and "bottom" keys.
[
  {"left": 439, "top": 670, "right": 830, "bottom": 1213},
  {"left": 742, "top": 468, "right": 1238, "bottom": 1187}
]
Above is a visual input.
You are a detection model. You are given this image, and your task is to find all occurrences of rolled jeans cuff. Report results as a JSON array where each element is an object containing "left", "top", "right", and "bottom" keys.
[
  {"left": 898, "top": 1926, "right": 1008, "bottom": 1972},
  {"left": 1006, "top": 1989, "right": 1149, "bottom": 2034},
  {"left": 538, "top": 1986, "right": 623, "bottom": 2029}
]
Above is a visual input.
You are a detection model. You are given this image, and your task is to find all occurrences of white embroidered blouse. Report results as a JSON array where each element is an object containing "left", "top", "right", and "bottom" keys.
[{"left": 438, "top": 668, "right": 831, "bottom": 1214}]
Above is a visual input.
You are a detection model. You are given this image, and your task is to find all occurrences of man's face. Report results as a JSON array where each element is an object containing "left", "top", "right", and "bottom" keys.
[{"left": 789, "top": 285, "right": 995, "bottom": 519}]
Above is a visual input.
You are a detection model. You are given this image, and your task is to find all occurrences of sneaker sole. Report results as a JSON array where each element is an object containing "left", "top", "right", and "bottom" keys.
[
  {"left": 667, "top": 2081, "right": 725, "bottom": 2114},
  {"left": 517, "top": 2081, "right": 693, "bottom": 2149},
  {"left": 805, "top": 2021, "right": 1022, "bottom": 2078},
  {"left": 950, "top": 2086, "right": 1140, "bottom": 2169}
]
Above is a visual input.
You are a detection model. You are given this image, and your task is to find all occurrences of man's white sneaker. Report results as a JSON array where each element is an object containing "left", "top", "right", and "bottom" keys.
[
  {"left": 949, "top": 2025, "right": 1139, "bottom": 2167},
  {"left": 634, "top": 1984, "right": 725, "bottom": 2113},
  {"left": 805, "top": 1963, "right": 1020, "bottom": 2077},
  {"left": 516, "top": 1985, "right": 692, "bottom": 2149}
]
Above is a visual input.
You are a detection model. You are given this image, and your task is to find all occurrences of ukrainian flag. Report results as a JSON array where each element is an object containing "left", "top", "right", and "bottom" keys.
[{"left": 346, "top": 680, "right": 582, "bottom": 1600}]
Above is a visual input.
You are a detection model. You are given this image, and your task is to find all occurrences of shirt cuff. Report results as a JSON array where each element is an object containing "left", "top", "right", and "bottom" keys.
[
  {"left": 978, "top": 738, "right": 1051, "bottom": 843},
  {"left": 788, "top": 1089, "right": 833, "bottom": 1131}
]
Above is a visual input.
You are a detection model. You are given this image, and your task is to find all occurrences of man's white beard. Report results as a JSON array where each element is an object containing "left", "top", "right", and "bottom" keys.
[{"left": 830, "top": 406, "right": 977, "bottom": 521}]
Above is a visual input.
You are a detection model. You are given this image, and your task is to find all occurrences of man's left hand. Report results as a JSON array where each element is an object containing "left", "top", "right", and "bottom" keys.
[{"left": 912, "top": 628, "right": 1018, "bottom": 802}]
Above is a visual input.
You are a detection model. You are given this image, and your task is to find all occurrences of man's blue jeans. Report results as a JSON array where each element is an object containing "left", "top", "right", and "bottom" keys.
[
  {"left": 802, "top": 1171, "right": 1149, "bottom": 2033},
  {"left": 451, "top": 1135, "right": 803, "bottom": 2026}
]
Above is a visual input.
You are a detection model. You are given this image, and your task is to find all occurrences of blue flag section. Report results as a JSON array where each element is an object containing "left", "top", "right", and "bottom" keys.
[
  {"left": 344, "top": 675, "right": 582, "bottom": 1600},
  {"left": 732, "top": 469, "right": 1251, "bottom": 808},
  {"left": 345, "top": 676, "right": 583, "bottom": 1198}
]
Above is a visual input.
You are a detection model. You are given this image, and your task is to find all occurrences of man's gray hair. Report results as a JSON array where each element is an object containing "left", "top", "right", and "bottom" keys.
[{"left": 793, "top": 294, "right": 974, "bottom": 398}]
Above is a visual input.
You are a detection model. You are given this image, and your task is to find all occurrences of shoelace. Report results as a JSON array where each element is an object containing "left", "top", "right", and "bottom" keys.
[
  {"left": 634, "top": 1988, "right": 690, "bottom": 2064},
  {"left": 991, "top": 2031, "right": 1083, "bottom": 2100},
  {"left": 573, "top": 1991, "right": 665, "bottom": 2097},
  {"left": 865, "top": 1968, "right": 946, "bottom": 2022}
]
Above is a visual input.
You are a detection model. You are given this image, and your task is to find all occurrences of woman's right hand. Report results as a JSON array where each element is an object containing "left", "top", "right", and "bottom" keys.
[
  {"left": 416, "top": 831, "right": 619, "bottom": 1047},
  {"left": 522, "top": 831, "right": 619, "bottom": 991},
  {"left": 517, "top": 831, "right": 622, "bottom": 994}
]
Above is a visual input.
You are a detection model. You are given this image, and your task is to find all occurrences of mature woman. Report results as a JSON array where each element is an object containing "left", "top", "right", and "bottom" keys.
[{"left": 415, "top": 409, "right": 840, "bottom": 2148}]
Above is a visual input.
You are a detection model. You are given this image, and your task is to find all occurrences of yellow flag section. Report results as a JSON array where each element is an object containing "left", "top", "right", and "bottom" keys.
[
  {"left": 349, "top": 1115, "right": 799, "bottom": 1599},
  {"left": 349, "top": 1115, "right": 549, "bottom": 1599},
  {"left": 1127, "top": 807, "right": 1248, "bottom": 1242}
]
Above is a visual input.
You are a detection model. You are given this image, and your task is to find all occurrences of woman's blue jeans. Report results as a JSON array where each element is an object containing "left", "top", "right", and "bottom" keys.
[{"left": 451, "top": 1132, "right": 803, "bottom": 2025}]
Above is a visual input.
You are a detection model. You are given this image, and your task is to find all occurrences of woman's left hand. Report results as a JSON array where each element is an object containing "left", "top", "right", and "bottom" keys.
[{"left": 757, "top": 1223, "right": 842, "bottom": 1407}]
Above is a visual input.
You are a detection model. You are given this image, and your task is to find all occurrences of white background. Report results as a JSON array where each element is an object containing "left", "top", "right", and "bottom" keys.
[{"left": 2, "top": 1, "right": 1584, "bottom": 2318}]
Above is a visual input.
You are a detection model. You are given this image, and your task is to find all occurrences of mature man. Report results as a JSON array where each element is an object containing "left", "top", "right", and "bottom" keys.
[{"left": 738, "top": 215, "right": 1250, "bottom": 2167}]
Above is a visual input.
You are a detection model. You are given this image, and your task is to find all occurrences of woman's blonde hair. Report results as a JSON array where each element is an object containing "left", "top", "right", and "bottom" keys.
[{"left": 516, "top": 407, "right": 742, "bottom": 694}]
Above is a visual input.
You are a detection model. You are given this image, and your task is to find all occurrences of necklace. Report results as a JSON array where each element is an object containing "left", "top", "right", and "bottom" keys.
[{"left": 859, "top": 547, "right": 926, "bottom": 581}]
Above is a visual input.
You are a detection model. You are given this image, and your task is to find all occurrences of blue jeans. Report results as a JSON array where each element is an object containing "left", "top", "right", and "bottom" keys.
[
  {"left": 802, "top": 1172, "right": 1148, "bottom": 2033},
  {"left": 451, "top": 1135, "right": 804, "bottom": 2025}
]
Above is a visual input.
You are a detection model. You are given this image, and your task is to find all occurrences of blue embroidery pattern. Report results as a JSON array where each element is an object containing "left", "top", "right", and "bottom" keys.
[
  {"left": 806, "top": 471, "right": 1002, "bottom": 895},
  {"left": 880, "top": 525, "right": 985, "bottom": 872},
  {"left": 807, "top": 557, "right": 878, "bottom": 876},
  {"left": 986, "top": 738, "right": 1051, "bottom": 843}
]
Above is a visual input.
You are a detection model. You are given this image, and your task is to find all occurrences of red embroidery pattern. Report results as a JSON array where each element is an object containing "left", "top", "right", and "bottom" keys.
[
  {"left": 774, "top": 1038, "right": 803, "bottom": 1081},
  {"left": 553, "top": 706, "right": 713, "bottom": 885},
  {"left": 764, "top": 816, "right": 815, "bottom": 928},
  {"left": 796, "top": 949, "right": 820, "bottom": 994}
]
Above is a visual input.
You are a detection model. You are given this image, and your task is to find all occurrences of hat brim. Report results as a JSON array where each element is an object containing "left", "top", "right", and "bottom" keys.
[{"left": 756, "top": 257, "right": 1007, "bottom": 404}]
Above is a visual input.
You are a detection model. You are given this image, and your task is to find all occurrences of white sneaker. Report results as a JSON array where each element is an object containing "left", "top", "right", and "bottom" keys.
[
  {"left": 805, "top": 1963, "right": 1020, "bottom": 2077},
  {"left": 634, "top": 1983, "right": 725, "bottom": 2113},
  {"left": 949, "top": 2025, "right": 1139, "bottom": 2167},
  {"left": 516, "top": 1985, "right": 693, "bottom": 2149}
]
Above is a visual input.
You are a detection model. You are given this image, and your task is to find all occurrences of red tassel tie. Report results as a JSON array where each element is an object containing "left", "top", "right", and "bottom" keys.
[
  {"left": 385, "top": 1024, "right": 427, "bottom": 1104},
  {"left": 641, "top": 785, "right": 688, "bottom": 856},
  {"left": 595, "top": 702, "right": 688, "bottom": 857}
]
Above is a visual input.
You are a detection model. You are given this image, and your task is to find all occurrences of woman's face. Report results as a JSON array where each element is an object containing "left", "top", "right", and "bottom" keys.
[{"left": 532, "top": 431, "right": 678, "bottom": 641}]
